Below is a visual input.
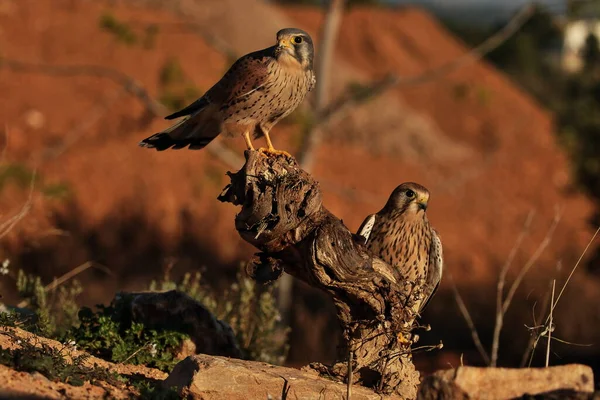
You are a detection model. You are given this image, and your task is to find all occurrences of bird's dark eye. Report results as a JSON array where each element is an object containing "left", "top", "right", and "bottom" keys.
[
  {"left": 405, "top": 189, "right": 415, "bottom": 198},
  {"left": 293, "top": 36, "right": 303, "bottom": 44}
]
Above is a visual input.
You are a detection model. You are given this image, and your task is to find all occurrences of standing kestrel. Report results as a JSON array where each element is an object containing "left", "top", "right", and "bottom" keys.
[
  {"left": 357, "top": 182, "right": 443, "bottom": 317},
  {"left": 139, "top": 28, "right": 316, "bottom": 156}
]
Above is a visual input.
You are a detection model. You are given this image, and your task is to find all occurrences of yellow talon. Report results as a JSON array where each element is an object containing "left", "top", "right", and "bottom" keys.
[
  {"left": 258, "top": 147, "right": 293, "bottom": 158},
  {"left": 259, "top": 129, "right": 292, "bottom": 158}
]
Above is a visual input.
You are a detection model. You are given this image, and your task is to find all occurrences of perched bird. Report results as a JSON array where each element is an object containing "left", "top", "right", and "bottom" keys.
[
  {"left": 356, "top": 182, "right": 443, "bottom": 317},
  {"left": 139, "top": 28, "right": 316, "bottom": 157}
]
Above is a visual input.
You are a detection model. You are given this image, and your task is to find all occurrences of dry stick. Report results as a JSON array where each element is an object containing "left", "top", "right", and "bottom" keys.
[
  {"left": 490, "top": 210, "right": 536, "bottom": 367},
  {"left": 504, "top": 210, "right": 562, "bottom": 311},
  {"left": 39, "top": 88, "right": 126, "bottom": 163},
  {"left": 523, "top": 227, "right": 600, "bottom": 365},
  {"left": 123, "top": 341, "right": 152, "bottom": 364},
  {"left": 0, "top": 57, "right": 244, "bottom": 170},
  {"left": 0, "top": 58, "right": 165, "bottom": 117},
  {"left": 449, "top": 274, "right": 490, "bottom": 365},
  {"left": 545, "top": 280, "right": 555, "bottom": 368},
  {"left": 314, "top": 4, "right": 536, "bottom": 130},
  {"left": 16, "top": 261, "right": 113, "bottom": 309},
  {"left": 520, "top": 279, "right": 553, "bottom": 367},
  {"left": 491, "top": 209, "right": 562, "bottom": 366},
  {"left": 544, "top": 226, "right": 600, "bottom": 327},
  {"left": 297, "top": 0, "right": 346, "bottom": 171},
  {"left": 279, "top": 0, "right": 347, "bottom": 322},
  {"left": 0, "top": 170, "right": 36, "bottom": 239}
]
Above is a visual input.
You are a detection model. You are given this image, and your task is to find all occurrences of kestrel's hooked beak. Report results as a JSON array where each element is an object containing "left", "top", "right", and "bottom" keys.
[
  {"left": 277, "top": 38, "right": 294, "bottom": 51},
  {"left": 417, "top": 195, "right": 428, "bottom": 211}
]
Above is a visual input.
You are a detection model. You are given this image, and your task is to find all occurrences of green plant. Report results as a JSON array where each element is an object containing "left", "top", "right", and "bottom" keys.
[
  {"left": 99, "top": 12, "right": 137, "bottom": 45},
  {"left": 158, "top": 58, "right": 203, "bottom": 112},
  {"left": 0, "top": 163, "right": 38, "bottom": 191},
  {"left": 159, "top": 58, "right": 185, "bottom": 87},
  {"left": 133, "top": 380, "right": 180, "bottom": 400},
  {"left": 41, "top": 182, "right": 72, "bottom": 200},
  {"left": 67, "top": 297, "right": 188, "bottom": 372},
  {"left": 0, "top": 329, "right": 122, "bottom": 387},
  {"left": 15, "top": 270, "right": 83, "bottom": 338},
  {"left": 149, "top": 268, "right": 290, "bottom": 365},
  {"left": 159, "top": 85, "right": 201, "bottom": 112}
]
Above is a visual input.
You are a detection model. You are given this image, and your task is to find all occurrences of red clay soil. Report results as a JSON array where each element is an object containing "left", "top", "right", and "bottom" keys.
[{"left": 0, "top": 0, "right": 598, "bottom": 372}]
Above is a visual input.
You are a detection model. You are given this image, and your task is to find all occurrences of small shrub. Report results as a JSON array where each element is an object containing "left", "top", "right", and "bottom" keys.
[
  {"left": 159, "top": 58, "right": 185, "bottom": 87},
  {"left": 134, "top": 380, "right": 180, "bottom": 400},
  {"left": 67, "top": 298, "right": 188, "bottom": 372},
  {"left": 0, "top": 329, "right": 122, "bottom": 387},
  {"left": 150, "top": 267, "right": 290, "bottom": 365},
  {"left": 15, "top": 270, "right": 82, "bottom": 338},
  {"left": 41, "top": 182, "right": 72, "bottom": 200},
  {"left": 158, "top": 58, "right": 203, "bottom": 112},
  {"left": 0, "top": 163, "right": 38, "bottom": 191},
  {"left": 99, "top": 12, "right": 137, "bottom": 45}
]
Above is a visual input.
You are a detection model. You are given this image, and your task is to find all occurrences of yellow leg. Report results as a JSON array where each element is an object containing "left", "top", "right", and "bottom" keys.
[
  {"left": 258, "top": 129, "right": 292, "bottom": 158},
  {"left": 242, "top": 130, "right": 255, "bottom": 150}
]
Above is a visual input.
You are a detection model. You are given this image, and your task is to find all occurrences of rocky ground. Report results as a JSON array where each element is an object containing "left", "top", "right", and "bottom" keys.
[{"left": 0, "top": 321, "right": 596, "bottom": 399}]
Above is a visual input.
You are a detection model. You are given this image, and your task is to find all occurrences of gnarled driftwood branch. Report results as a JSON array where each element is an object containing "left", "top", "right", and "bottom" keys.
[{"left": 218, "top": 150, "right": 421, "bottom": 397}]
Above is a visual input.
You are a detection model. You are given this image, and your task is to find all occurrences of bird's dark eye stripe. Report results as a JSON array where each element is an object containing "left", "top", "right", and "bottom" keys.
[
  {"left": 293, "top": 36, "right": 303, "bottom": 44},
  {"left": 405, "top": 190, "right": 415, "bottom": 198}
]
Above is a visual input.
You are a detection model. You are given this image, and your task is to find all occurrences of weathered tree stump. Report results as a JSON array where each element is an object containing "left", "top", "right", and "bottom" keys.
[{"left": 218, "top": 150, "right": 420, "bottom": 397}]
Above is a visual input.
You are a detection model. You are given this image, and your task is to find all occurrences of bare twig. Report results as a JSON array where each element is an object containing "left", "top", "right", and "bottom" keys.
[
  {"left": 450, "top": 274, "right": 490, "bottom": 365},
  {"left": 503, "top": 210, "right": 562, "bottom": 315},
  {"left": 314, "top": 4, "right": 536, "bottom": 129},
  {"left": 0, "top": 56, "right": 244, "bottom": 169},
  {"left": 280, "top": 0, "right": 347, "bottom": 322},
  {"left": 520, "top": 279, "right": 552, "bottom": 367},
  {"left": 545, "top": 280, "right": 555, "bottom": 367},
  {"left": 0, "top": 58, "right": 165, "bottom": 116},
  {"left": 16, "top": 261, "right": 113, "bottom": 309},
  {"left": 123, "top": 341, "right": 152, "bottom": 364},
  {"left": 490, "top": 208, "right": 562, "bottom": 366},
  {"left": 545, "top": 226, "right": 600, "bottom": 326},
  {"left": 491, "top": 210, "right": 535, "bottom": 366},
  {"left": 0, "top": 170, "right": 36, "bottom": 239},
  {"left": 297, "top": 0, "right": 346, "bottom": 171},
  {"left": 39, "top": 88, "right": 126, "bottom": 163}
]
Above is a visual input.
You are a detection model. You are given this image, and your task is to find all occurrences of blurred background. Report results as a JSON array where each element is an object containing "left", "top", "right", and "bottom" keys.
[{"left": 1, "top": 0, "right": 599, "bottom": 383}]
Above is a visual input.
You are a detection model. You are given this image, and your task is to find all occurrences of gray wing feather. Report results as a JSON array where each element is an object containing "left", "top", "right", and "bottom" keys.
[
  {"left": 419, "top": 228, "right": 443, "bottom": 313},
  {"left": 164, "top": 48, "right": 273, "bottom": 120},
  {"left": 356, "top": 214, "right": 377, "bottom": 245},
  {"left": 164, "top": 97, "right": 209, "bottom": 120}
]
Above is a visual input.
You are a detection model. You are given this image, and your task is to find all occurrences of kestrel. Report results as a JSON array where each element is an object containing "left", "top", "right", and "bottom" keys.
[
  {"left": 357, "top": 183, "right": 443, "bottom": 317},
  {"left": 139, "top": 28, "right": 316, "bottom": 157}
]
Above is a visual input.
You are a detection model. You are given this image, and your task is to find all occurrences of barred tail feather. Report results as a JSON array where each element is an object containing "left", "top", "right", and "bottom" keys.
[
  {"left": 139, "top": 113, "right": 218, "bottom": 151},
  {"left": 138, "top": 132, "right": 215, "bottom": 151}
]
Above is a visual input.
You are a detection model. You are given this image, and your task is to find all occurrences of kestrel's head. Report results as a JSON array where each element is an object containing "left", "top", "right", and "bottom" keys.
[
  {"left": 275, "top": 28, "right": 314, "bottom": 70},
  {"left": 385, "top": 182, "right": 430, "bottom": 215}
]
